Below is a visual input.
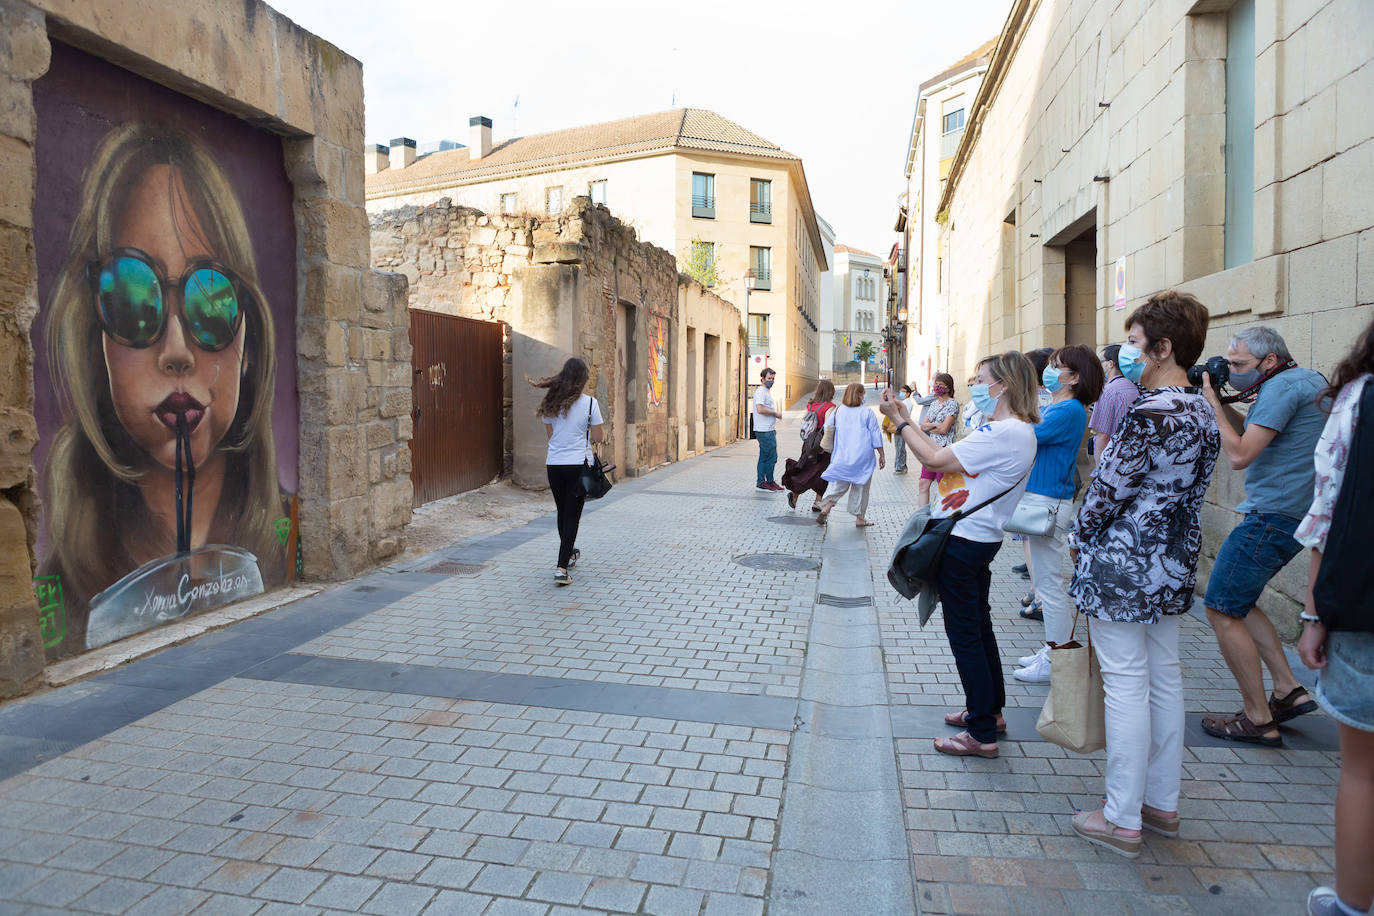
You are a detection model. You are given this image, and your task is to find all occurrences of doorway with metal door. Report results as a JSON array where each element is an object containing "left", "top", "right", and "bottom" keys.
[{"left": 409, "top": 309, "right": 504, "bottom": 506}]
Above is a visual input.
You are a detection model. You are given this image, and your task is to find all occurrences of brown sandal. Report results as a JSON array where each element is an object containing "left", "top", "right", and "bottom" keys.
[
  {"left": 1269, "top": 686, "right": 1319, "bottom": 724},
  {"left": 943, "top": 710, "right": 1007, "bottom": 733},
  {"left": 933, "top": 731, "right": 998, "bottom": 759},
  {"left": 1200, "top": 711, "right": 1282, "bottom": 747}
]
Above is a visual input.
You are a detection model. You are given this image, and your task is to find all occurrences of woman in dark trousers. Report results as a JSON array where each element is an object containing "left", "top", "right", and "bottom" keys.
[
  {"left": 531, "top": 358, "right": 604, "bottom": 586},
  {"left": 1296, "top": 315, "right": 1374, "bottom": 916},
  {"left": 880, "top": 352, "right": 1040, "bottom": 758},
  {"left": 783, "top": 380, "right": 836, "bottom": 511}
]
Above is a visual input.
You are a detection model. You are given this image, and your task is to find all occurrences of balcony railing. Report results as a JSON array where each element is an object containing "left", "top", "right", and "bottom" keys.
[
  {"left": 748, "top": 334, "right": 769, "bottom": 351},
  {"left": 692, "top": 194, "right": 715, "bottom": 218},
  {"left": 750, "top": 200, "right": 772, "bottom": 223},
  {"left": 750, "top": 267, "right": 771, "bottom": 290},
  {"left": 940, "top": 127, "right": 964, "bottom": 161}
]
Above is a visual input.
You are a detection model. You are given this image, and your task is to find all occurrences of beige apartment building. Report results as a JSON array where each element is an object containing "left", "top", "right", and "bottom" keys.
[
  {"left": 916, "top": 0, "right": 1374, "bottom": 621},
  {"left": 366, "top": 109, "right": 826, "bottom": 407},
  {"left": 829, "top": 245, "right": 889, "bottom": 376},
  {"left": 899, "top": 39, "right": 995, "bottom": 391}
]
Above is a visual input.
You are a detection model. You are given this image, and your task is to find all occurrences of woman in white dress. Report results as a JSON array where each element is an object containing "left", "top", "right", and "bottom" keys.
[{"left": 817, "top": 382, "right": 885, "bottom": 528}]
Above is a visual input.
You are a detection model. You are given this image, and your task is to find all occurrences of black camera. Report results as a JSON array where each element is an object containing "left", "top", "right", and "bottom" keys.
[{"left": 1187, "top": 355, "right": 1230, "bottom": 390}]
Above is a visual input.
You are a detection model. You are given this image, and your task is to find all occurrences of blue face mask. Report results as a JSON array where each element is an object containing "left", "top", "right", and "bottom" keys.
[
  {"left": 1042, "top": 366, "right": 1062, "bottom": 392},
  {"left": 763, "top": 378, "right": 774, "bottom": 388},
  {"left": 1117, "top": 344, "right": 1145, "bottom": 384},
  {"left": 969, "top": 383, "right": 999, "bottom": 417}
]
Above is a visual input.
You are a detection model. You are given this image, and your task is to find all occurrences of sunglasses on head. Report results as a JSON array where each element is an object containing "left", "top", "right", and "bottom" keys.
[{"left": 88, "top": 247, "right": 245, "bottom": 352}]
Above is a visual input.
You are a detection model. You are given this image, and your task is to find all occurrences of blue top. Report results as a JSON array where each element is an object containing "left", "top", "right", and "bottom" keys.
[
  {"left": 1027, "top": 399, "right": 1087, "bottom": 499},
  {"left": 821, "top": 405, "right": 883, "bottom": 484},
  {"left": 1238, "top": 367, "right": 1326, "bottom": 520}
]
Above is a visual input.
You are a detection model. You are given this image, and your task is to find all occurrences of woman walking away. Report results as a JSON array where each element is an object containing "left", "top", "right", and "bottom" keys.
[
  {"left": 881, "top": 353, "right": 1039, "bottom": 758},
  {"left": 915, "top": 374, "right": 959, "bottom": 507},
  {"left": 1067, "top": 291, "right": 1219, "bottom": 858},
  {"left": 817, "top": 383, "right": 885, "bottom": 527},
  {"left": 783, "top": 381, "right": 837, "bottom": 511},
  {"left": 532, "top": 358, "right": 604, "bottom": 586},
  {"left": 1296, "top": 315, "right": 1374, "bottom": 916},
  {"left": 1013, "top": 346, "right": 1105, "bottom": 684}
]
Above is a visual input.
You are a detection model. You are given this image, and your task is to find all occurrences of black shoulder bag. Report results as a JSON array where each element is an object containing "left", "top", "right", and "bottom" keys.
[
  {"left": 887, "top": 475, "right": 1028, "bottom": 606},
  {"left": 577, "top": 398, "right": 615, "bottom": 500},
  {"left": 1313, "top": 381, "right": 1374, "bottom": 633}
]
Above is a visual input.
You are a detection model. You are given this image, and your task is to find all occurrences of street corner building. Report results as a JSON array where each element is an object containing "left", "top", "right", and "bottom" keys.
[
  {"left": 898, "top": 0, "right": 1374, "bottom": 628},
  {"left": 0, "top": 0, "right": 414, "bottom": 692}
]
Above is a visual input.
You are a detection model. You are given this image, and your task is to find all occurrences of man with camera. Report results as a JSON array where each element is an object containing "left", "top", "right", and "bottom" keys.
[{"left": 1198, "top": 326, "right": 1327, "bottom": 747}]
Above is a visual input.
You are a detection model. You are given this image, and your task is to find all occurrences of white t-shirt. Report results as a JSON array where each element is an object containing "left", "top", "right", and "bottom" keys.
[
  {"left": 544, "top": 394, "right": 604, "bottom": 465},
  {"left": 753, "top": 385, "right": 777, "bottom": 432},
  {"left": 932, "top": 418, "right": 1037, "bottom": 542}
]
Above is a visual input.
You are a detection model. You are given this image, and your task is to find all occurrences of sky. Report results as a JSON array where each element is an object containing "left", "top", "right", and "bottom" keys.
[{"left": 267, "top": 0, "right": 1014, "bottom": 258}]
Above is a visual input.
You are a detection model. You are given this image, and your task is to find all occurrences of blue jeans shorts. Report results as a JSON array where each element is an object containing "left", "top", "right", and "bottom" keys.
[
  {"left": 1203, "top": 512, "right": 1303, "bottom": 619},
  {"left": 1315, "top": 632, "right": 1374, "bottom": 733}
]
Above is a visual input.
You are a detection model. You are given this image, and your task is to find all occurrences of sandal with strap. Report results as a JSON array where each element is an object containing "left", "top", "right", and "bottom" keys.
[
  {"left": 1072, "top": 810, "right": 1142, "bottom": 859},
  {"left": 943, "top": 710, "right": 1007, "bottom": 733},
  {"left": 1269, "top": 686, "right": 1319, "bottom": 724},
  {"left": 933, "top": 730, "right": 999, "bottom": 759},
  {"left": 1200, "top": 711, "right": 1282, "bottom": 747}
]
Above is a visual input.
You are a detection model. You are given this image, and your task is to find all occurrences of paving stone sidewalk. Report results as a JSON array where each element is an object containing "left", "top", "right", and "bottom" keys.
[{"left": 0, "top": 402, "right": 1339, "bottom": 915}]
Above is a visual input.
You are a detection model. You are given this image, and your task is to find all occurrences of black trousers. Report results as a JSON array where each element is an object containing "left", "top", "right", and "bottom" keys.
[
  {"left": 547, "top": 464, "right": 586, "bottom": 570},
  {"left": 938, "top": 535, "right": 1005, "bottom": 744}
]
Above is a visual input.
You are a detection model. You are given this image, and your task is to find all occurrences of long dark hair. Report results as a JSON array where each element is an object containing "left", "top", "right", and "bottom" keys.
[
  {"left": 531, "top": 357, "right": 590, "bottom": 418},
  {"left": 1323, "top": 314, "right": 1374, "bottom": 410}
]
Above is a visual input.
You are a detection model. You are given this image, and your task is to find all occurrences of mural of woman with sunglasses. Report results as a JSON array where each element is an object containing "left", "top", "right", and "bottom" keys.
[{"left": 39, "top": 123, "right": 288, "bottom": 653}]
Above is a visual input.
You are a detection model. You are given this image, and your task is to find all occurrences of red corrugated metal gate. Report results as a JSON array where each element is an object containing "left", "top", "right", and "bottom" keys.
[{"left": 409, "top": 309, "right": 503, "bottom": 506}]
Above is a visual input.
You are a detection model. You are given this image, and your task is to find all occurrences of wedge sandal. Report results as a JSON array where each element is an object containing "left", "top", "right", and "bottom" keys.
[{"left": 1072, "top": 810, "right": 1142, "bottom": 859}]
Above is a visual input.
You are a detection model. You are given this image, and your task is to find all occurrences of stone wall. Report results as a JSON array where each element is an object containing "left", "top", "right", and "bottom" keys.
[
  {"left": 0, "top": 0, "right": 410, "bottom": 694},
  {"left": 933, "top": 0, "right": 1374, "bottom": 630},
  {"left": 370, "top": 197, "right": 742, "bottom": 491}
]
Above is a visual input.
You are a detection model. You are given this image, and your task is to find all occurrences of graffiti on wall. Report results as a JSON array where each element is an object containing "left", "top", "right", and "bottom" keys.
[
  {"left": 29, "top": 43, "right": 300, "bottom": 658},
  {"left": 647, "top": 314, "right": 668, "bottom": 407}
]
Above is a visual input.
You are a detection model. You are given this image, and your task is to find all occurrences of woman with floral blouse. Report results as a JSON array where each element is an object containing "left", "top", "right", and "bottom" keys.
[{"left": 1065, "top": 291, "right": 1221, "bottom": 859}]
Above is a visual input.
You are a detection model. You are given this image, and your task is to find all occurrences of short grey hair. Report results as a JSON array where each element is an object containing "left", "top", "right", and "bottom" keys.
[{"left": 1229, "top": 326, "right": 1292, "bottom": 362}]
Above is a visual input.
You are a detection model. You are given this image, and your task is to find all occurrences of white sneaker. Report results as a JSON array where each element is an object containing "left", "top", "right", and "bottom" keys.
[
  {"left": 1017, "top": 644, "right": 1050, "bottom": 668},
  {"left": 1013, "top": 653, "right": 1052, "bottom": 683}
]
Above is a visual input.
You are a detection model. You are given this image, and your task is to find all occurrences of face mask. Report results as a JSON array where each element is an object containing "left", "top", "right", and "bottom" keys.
[
  {"left": 1117, "top": 344, "right": 1145, "bottom": 383},
  {"left": 763, "top": 378, "right": 774, "bottom": 388},
  {"left": 932, "top": 385, "right": 948, "bottom": 396},
  {"left": 1229, "top": 366, "right": 1262, "bottom": 390},
  {"left": 1042, "top": 367, "right": 1062, "bottom": 392},
  {"left": 969, "top": 383, "right": 999, "bottom": 416}
]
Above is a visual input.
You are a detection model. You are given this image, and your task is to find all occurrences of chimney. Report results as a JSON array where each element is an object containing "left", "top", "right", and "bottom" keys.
[
  {"left": 389, "top": 137, "right": 416, "bottom": 170},
  {"left": 366, "top": 143, "right": 389, "bottom": 174},
  {"left": 469, "top": 116, "right": 492, "bottom": 160}
]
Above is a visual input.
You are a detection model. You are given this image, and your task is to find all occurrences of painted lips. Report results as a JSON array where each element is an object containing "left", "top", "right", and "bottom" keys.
[{"left": 153, "top": 392, "right": 206, "bottom": 432}]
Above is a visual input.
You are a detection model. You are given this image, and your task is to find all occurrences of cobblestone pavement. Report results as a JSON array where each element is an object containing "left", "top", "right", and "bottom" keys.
[{"left": 0, "top": 402, "right": 1339, "bottom": 915}]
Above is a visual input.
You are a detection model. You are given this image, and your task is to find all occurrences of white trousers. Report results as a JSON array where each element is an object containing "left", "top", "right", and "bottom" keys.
[
  {"left": 1091, "top": 614, "right": 1184, "bottom": 831},
  {"left": 1025, "top": 493, "right": 1075, "bottom": 646},
  {"left": 824, "top": 479, "right": 871, "bottom": 517}
]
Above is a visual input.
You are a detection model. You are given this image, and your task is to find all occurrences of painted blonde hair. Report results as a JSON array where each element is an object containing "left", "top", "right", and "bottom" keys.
[
  {"left": 841, "top": 382, "right": 866, "bottom": 407},
  {"left": 979, "top": 352, "right": 1040, "bottom": 424},
  {"left": 40, "top": 123, "right": 285, "bottom": 610}
]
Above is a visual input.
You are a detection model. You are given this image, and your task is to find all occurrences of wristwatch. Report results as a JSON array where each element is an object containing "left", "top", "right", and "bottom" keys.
[{"left": 894, "top": 421, "right": 911, "bottom": 437}]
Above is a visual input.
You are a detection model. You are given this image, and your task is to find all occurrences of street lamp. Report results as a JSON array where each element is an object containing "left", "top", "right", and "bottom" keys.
[{"left": 742, "top": 268, "right": 756, "bottom": 442}]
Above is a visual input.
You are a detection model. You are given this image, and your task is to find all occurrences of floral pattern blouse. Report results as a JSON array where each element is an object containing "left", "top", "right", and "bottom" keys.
[
  {"left": 919, "top": 397, "right": 960, "bottom": 446},
  {"left": 1067, "top": 387, "right": 1221, "bottom": 623},
  {"left": 1296, "top": 374, "right": 1369, "bottom": 552}
]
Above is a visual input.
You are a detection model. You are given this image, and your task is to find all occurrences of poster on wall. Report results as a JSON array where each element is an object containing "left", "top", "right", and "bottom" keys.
[{"left": 29, "top": 43, "right": 300, "bottom": 659}]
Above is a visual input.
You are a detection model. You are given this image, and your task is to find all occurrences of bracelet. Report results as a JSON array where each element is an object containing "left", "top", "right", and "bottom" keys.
[
  {"left": 1300, "top": 613, "right": 1322, "bottom": 623},
  {"left": 894, "top": 421, "right": 911, "bottom": 437}
]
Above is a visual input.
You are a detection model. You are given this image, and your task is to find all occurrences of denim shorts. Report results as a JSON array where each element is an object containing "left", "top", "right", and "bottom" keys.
[
  {"left": 1203, "top": 512, "right": 1303, "bottom": 618},
  {"left": 1315, "top": 632, "right": 1374, "bottom": 733}
]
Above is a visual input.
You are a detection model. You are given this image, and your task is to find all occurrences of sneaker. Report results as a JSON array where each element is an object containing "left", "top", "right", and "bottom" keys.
[
  {"left": 1306, "top": 887, "right": 1364, "bottom": 916},
  {"left": 567, "top": 550, "right": 580, "bottom": 569},
  {"left": 1013, "top": 653, "right": 1052, "bottom": 683},
  {"left": 554, "top": 570, "right": 571, "bottom": 586},
  {"left": 1012, "top": 563, "right": 1028, "bottom": 574},
  {"left": 768, "top": 482, "right": 785, "bottom": 491},
  {"left": 1018, "top": 644, "right": 1050, "bottom": 668},
  {"left": 756, "top": 482, "right": 771, "bottom": 490}
]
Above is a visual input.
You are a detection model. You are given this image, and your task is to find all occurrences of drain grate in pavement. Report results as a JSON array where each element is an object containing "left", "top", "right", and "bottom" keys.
[
  {"left": 353, "top": 585, "right": 381, "bottom": 593},
  {"left": 817, "top": 594, "right": 873, "bottom": 607},
  {"left": 422, "top": 561, "right": 486, "bottom": 576},
  {"left": 768, "top": 515, "right": 822, "bottom": 526},
  {"left": 733, "top": 553, "right": 820, "bottom": 572}
]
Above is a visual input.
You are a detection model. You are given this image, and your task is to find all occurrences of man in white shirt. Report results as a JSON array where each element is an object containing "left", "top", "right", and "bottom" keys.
[{"left": 753, "top": 368, "right": 783, "bottom": 491}]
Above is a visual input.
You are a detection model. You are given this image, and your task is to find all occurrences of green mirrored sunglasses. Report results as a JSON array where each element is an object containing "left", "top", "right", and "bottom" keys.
[{"left": 88, "top": 247, "right": 245, "bottom": 352}]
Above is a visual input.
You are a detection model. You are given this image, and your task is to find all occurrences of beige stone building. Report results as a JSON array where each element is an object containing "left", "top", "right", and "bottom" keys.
[
  {"left": 365, "top": 109, "right": 826, "bottom": 407},
  {"left": 829, "top": 245, "right": 889, "bottom": 377},
  {"left": 899, "top": 39, "right": 995, "bottom": 391},
  {"left": 916, "top": 0, "right": 1374, "bottom": 622}
]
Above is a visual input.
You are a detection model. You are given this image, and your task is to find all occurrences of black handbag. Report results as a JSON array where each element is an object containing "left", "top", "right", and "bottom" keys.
[
  {"left": 886, "top": 476, "right": 1027, "bottom": 604},
  {"left": 577, "top": 398, "right": 615, "bottom": 500}
]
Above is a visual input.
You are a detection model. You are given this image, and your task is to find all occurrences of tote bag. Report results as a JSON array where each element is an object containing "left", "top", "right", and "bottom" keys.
[{"left": 1035, "top": 614, "right": 1106, "bottom": 754}]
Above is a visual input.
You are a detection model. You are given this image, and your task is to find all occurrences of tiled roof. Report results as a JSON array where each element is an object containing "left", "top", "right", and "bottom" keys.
[
  {"left": 367, "top": 108, "right": 798, "bottom": 196},
  {"left": 946, "top": 37, "right": 998, "bottom": 74},
  {"left": 834, "top": 244, "right": 879, "bottom": 258}
]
